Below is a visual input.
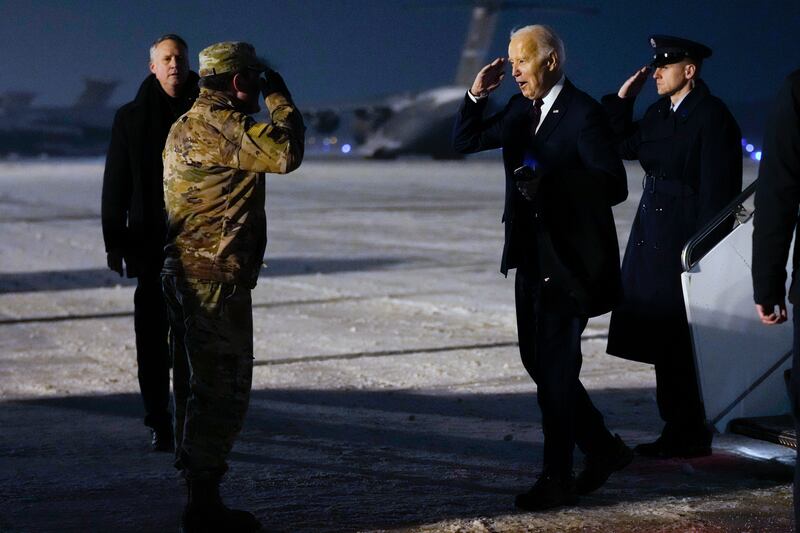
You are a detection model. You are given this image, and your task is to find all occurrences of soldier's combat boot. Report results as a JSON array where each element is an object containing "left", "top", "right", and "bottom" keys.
[{"left": 179, "top": 479, "right": 261, "bottom": 533}]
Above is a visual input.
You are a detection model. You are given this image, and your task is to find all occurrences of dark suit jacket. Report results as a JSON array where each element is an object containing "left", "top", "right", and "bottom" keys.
[
  {"left": 453, "top": 79, "right": 627, "bottom": 317},
  {"left": 101, "top": 73, "right": 199, "bottom": 277},
  {"left": 753, "top": 69, "right": 800, "bottom": 307}
]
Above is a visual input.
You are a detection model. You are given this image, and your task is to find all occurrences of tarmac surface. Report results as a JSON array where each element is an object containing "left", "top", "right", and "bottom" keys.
[{"left": 0, "top": 157, "right": 794, "bottom": 532}]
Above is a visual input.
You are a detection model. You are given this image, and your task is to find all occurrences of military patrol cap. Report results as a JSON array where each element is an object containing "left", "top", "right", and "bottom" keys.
[
  {"left": 649, "top": 35, "right": 712, "bottom": 67},
  {"left": 198, "top": 41, "right": 267, "bottom": 78}
]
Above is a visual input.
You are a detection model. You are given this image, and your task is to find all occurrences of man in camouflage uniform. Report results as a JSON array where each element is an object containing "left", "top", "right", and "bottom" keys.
[{"left": 161, "top": 41, "right": 304, "bottom": 533}]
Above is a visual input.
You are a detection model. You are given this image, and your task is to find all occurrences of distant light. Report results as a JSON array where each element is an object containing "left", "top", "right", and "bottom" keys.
[
  {"left": 741, "top": 138, "right": 747, "bottom": 147},
  {"left": 755, "top": 151, "right": 762, "bottom": 161},
  {"left": 750, "top": 153, "right": 758, "bottom": 161},
  {"left": 322, "top": 138, "right": 330, "bottom": 146},
  {"left": 330, "top": 136, "right": 338, "bottom": 144},
  {"left": 745, "top": 144, "right": 754, "bottom": 153},
  {"left": 341, "top": 144, "right": 352, "bottom": 154},
  {"left": 308, "top": 136, "right": 316, "bottom": 145}
]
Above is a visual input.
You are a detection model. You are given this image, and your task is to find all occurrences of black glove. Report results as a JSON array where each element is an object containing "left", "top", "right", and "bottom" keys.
[
  {"left": 107, "top": 251, "right": 124, "bottom": 277},
  {"left": 106, "top": 250, "right": 138, "bottom": 277},
  {"left": 260, "top": 69, "right": 292, "bottom": 102}
]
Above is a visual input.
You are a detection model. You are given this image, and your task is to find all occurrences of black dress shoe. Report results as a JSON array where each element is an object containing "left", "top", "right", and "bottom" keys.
[
  {"left": 576, "top": 434, "right": 633, "bottom": 495},
  {"left": 634, "top": 435, "right": 711, "bottom": 459},
  {"left": 514, "top": 472, "right": 578, "bottom": 512},
  {"left": 150, "top": 426, "right": 174, "bottom": 452}
]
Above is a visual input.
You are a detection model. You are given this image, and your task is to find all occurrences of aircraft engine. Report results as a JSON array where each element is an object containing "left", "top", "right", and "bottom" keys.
[
  {"left": 352, "top": 106, "right": 393, "bottom": 145},
  {"left": 307, "top": 109, "right": 340, "bottom": 134}
]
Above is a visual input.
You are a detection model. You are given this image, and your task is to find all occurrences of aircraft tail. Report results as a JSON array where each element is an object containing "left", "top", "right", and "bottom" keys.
[
  {"left": 73, "top": 79, "right": 118, "bottom": 108},
  {"left": 454, "top": 1, "right": 501, "bottom": 87}
]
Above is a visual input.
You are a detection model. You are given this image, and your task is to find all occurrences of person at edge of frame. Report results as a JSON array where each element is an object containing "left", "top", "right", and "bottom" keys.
[
  {"left": 602, "top": 35, "right": 742, "bottom": 459},
  {"left": 161, "top": 41, "right": 304, "bottom": 533},
  {"left": 453, "top": 24, "right": 632, "bottom": 511},
  {"left": 752, "top": 69, "right": 800, "bottom": 530},
  {"left": 101, "top": 33, "right": 199, "bottom": 452}
]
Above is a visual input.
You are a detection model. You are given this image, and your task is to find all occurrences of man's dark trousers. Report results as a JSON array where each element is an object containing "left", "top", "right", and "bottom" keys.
[
  {"left": 653, "top": 341, "right": 708, "bottom": 445},
  {"left": 515, "top": 268, "right": 616, "bottom": 475},
  {"left": 792, "top": 307, "right": 800, "bottom": 526},
  {"left": 134, "top": 271, "right": 171, "bottom": 430}
]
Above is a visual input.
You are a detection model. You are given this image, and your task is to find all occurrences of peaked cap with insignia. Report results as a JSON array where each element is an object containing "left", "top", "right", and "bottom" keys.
[{"left": 649, "top": 35, "right": 712, "bottom": 68}]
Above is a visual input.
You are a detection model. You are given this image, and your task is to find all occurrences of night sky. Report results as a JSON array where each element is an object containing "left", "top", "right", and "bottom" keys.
[{"left": 3, "top": 0, "right": 800, "bottom": 114}]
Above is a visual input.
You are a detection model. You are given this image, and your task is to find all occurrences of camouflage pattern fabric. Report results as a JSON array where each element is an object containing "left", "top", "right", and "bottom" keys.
[
  {"left": 198, "top": 41, "right": 266, "bottom": 77},
  {"left": 162, "top": 274, "right": 254, "bottom": 481},
  {"left": 162, "top": 88, "right": 304, "bottom": 288}
]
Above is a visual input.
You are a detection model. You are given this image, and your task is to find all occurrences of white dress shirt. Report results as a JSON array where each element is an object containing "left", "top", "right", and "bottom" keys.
[
  {"left": 670, "top": 89, "right": 691, "bottom": 112},
  {"left": 535, "top": 75, "right": 565, "bottom": 133}
]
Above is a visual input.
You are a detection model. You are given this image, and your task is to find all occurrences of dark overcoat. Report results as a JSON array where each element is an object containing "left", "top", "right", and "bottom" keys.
[
  {"left": 453, "top": 79, "right": 628, "bottom": 317},
  {"left": 604, "top": 79, "right": 742, "bottom": 363},
  {"left": 753, "top": 69, "right": 800, "bottom": 308},
  {"left": 101, "top": 72, "right": 199, "bottom": 276}
]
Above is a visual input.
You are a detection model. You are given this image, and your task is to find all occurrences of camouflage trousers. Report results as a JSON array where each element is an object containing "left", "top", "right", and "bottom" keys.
[{"left": 161, "top": 275, "right": 254, "bottom": 481}]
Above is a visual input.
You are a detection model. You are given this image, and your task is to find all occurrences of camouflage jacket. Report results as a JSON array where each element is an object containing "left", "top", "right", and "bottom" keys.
[{"left": 162, "top": 88, "right": 304, "bottom": 288}]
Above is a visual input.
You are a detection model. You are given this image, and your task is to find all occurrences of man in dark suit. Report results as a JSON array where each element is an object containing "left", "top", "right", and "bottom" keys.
[
  {"left": 752, "top": 69, "right": 800, "bottom": 527},
  {"left": 604, "top": 36, "right": 742, "bottom": 459},
  {"left": 101, "top": 34, "right": 199, "bottom": 451},
  {"left": 453, "top": 24, "right": 631, "bottom": 511}
]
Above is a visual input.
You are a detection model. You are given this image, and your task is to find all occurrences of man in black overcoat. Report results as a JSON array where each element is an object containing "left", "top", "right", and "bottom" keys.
[
  {"left": 752, "top": 69, "right": 800, "bottom": 527},
  {"left": 603, "top": 36, "right": 742, "bottom": 458},
  {"left": 101, "top": 34, "right": 199, "bottom": 451},
  {"left": 453, "top": 24, "right": 631, "bottom": 511}
]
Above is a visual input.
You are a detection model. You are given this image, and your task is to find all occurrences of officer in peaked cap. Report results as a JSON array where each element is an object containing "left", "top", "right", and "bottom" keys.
[{"left": 602, "top": 35, "right": 742, "bottom": 459}]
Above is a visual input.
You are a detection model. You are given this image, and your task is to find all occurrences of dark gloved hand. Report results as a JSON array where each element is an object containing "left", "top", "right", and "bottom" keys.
[
  {"left": 107, "top": 251, "right": 124, "bottom": 277},
  {"left": 260, "top": 69, "right": 291, "bottom": 100},
  {"left": 260, "top": 70, "right": 297, "bottom": 109},
  {"left": 124, "top": 255, "right": 139, "bottom": 278}
]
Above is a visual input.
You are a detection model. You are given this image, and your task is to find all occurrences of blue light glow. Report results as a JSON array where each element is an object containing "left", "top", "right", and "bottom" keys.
[
  {"left": 741, "top": 138, "right": 747, "bottom": 147},
  {"left": 755, "top": 151, "right": 762, "bottom": 161},
  {"left": 745, "top": 144, "right": 754, "bottom": 153},
  {"left": 341, "top": 144, "right": 352, "bottom": 154}
]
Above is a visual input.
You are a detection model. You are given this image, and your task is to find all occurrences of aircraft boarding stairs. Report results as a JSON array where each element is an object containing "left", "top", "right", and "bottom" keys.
[{"left": 681, "top": 181, "right": 796, "bottom": 448}]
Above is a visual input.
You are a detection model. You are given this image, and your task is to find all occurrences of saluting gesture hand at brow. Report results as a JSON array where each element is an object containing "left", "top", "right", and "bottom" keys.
[
  {"left": 471, "top": 58, "right": 506, "bottom": 98},
  {"left": 618, "top": 66, "right": 650, "bottom": 99}
]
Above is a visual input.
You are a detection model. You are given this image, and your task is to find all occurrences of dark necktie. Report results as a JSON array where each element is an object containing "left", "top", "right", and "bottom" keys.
[{"left": 529, "top": 98, "right": 544, "bottom": 138}]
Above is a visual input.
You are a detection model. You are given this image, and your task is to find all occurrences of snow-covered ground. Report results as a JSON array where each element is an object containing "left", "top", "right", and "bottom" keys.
[{"left": 0, "top": 158, "right": 793, "bottom": 532}]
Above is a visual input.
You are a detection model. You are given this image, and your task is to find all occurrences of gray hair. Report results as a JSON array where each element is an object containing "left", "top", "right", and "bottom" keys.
[
  {"left": 149, "top": 34, "right": 188, "bottom": 63},
  {"left": 509, "top": 25, "right": 566, "bottom": 68}
]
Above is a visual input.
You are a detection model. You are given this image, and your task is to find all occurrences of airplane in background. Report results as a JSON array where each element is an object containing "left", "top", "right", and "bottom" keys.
[
  {"left": 304, "top": 0, "right": 599, "bottom": 159},
  {"left": 0, "top": 80, "right": 117, "bottom": 157},
  {"left": 0, "top": 1, "right": 595, "bottom": 160},
  {"left": 0, "top": 1, "right": 764, "bottom": 160}
]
